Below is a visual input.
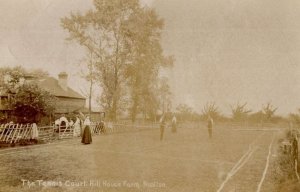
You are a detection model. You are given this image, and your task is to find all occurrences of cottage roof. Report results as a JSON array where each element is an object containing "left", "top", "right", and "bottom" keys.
[
  {"left": 38, "top": 77, "right": 85, "bottom": 100},
  {"left": 73, "top": 107, "right": 103, "bottom": 114}
]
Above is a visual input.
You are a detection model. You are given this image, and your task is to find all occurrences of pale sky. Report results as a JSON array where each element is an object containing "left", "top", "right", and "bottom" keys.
[
  {"left": 155, "top": 0, "right": 300, "bottom": 115},
  {"left": 0, "top": 0, "right": 300, "bottom": 115}
]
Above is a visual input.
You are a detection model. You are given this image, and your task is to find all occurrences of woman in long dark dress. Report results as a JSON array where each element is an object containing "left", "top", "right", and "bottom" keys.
[
  {"left": 171, "top": 115, "right": 177, "bottom": 133},
  {"left": 81, "top": 116, "right": 92, "bottom": 144},
  {"left": 160, "top": 114, "right": 166, "bottom": 141}
]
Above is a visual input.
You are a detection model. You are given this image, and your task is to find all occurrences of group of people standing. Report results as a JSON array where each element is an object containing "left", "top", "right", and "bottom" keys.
[
  {"left": 56, "top": 113, "right": 215, "bottom": 144},
  {"left": 159, "top": 114, "right": 177, "bottom": 141},
  {"left": 55, "top": 114, "right": 93, "bottom": 145},
  {"left": 159, "top": 114, "right": 214, "bottom": 140}
]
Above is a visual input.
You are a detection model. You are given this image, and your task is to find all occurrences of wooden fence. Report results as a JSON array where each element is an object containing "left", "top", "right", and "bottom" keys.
[
  {"left": 57, "top": 124, "right": 74, "bottom": 139},
  {"left": 95, "top": 122, "right": 160, "bottom": 134},
  {"left": 0, "top": 124, "right": 32, "bottom": 146},
  {"left": 38, "top": 126, "right": 54, "bottom": 141},
  {"left": 0, "top": 122, "right": 160, "bottom": 147}
]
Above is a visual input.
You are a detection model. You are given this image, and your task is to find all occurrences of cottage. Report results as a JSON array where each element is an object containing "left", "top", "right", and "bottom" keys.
[
  {"left": 37, "top": 72, "right": 86, "bottom": 114},
  {"left": 0, "top": 72, "right": 86, "bottom": 123}
]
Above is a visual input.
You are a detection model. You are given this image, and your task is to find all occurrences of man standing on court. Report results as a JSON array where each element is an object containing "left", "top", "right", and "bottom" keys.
[
  {"left": 207, "top": 115, "right": 214, "bottom": 139},
  {"left": 171, "top": 114, "right": 177, "bottom": 133},
  {"left": 160, "top": 114, "right": 166, "bottom": 141}
]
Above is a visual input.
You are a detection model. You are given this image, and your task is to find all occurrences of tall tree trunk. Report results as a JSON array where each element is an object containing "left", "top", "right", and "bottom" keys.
[
  {"left": 112, "top": 95, "right": 118, "bottom": 121},
  {"left": 112, "top": 66, "right": 119, "bottom": 122},
  {"left": 131, "top": 97, "right": 138, "bottom": 123},
  {"left": 88, "top": 79, "right": 93, "bottom": 116}
]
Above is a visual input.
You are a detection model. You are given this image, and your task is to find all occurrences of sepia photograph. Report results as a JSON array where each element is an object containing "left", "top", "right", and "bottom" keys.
[{"left": 0, "top": 0, "right": 300, "bottom": 191}]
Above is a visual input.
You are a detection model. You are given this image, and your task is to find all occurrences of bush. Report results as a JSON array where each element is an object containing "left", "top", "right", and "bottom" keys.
[
  {"left": 272, "top": 129, "right": 300, "bottom": 191},
  {"left": 12, "top": 83, "right": 56, "bottom": 123}
]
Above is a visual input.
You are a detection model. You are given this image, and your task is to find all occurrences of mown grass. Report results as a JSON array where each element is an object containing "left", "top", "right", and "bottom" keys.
[{"left": 0, "top": 123, "right": 288, "bottom": 191}]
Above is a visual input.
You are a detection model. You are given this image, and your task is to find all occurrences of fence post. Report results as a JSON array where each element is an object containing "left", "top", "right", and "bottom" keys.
[
  {"left": 291, "top": 136, "right": 299, "bottom": 180},
  {"left": 58, "top": 125, "right": 61, "bottom": 140}
]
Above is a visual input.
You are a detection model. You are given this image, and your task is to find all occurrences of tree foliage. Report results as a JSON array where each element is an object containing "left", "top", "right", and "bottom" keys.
[
  {"left": 289, "top": 109, "right": 300, "bottom": 128},
  {"left": 175, "top": 104, "right": 199, "bottom": 121},
  {"left": 0, "top": 66, "right": 54, "bottom": 123},
  {"left": 262, "top": 102, "right": 278, "bottom": 122},
  {"left": 78, "top": 51, "right": 97, "bottom": 115},
  {"left": 61, "top": 0, "right": 173, "bottom": 121},
  {"left": 0, "top": 66, "right": 26, "bottom": 93},
  {"left": 0, "top": 66, "right": 49, "bottom": 93},
  {"left": 61, "top": 0, "right": 135, "bottom": 120},
  {"left": 247, "top": 103, "right": 279, "bottom": 124},
  {"left": 201, "top": 102, "right": 221, "bottom": 120},
  {"left": 12, "top": 83, "right": 57, "bottom": 123},
  {"left": 156, "top": 77, "right": 172, "bottom": 113},
  {"left": 231, "top": 102, "right": 251, "bottom": 121}
]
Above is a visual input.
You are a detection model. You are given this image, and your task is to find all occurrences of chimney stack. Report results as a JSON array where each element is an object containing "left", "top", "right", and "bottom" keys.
[{"left": 58, "top": 72, "right": 68, "bottom": 91}]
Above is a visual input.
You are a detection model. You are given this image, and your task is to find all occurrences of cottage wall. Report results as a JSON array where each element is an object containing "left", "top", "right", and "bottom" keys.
[{"left": 55, "top": 97, "right": 86, "bottom": 114}]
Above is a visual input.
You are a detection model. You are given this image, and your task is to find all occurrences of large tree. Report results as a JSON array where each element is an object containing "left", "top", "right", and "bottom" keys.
[
  {"left": 157, "top": 77, "right": 172, "bottom": 114},
  {"left": 61, "top": 0, "right": 173, "bottom": 121},
  {"left": 78, "top": 51, "right": 97, "bottom": 115},
  {"left": 124, "top": 9, "right": 173, "bottom": 122}
]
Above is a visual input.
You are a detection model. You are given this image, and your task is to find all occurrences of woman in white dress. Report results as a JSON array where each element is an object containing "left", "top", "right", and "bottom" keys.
[{"left": 73, "top": 116, "right": 81, "bottom": 137}]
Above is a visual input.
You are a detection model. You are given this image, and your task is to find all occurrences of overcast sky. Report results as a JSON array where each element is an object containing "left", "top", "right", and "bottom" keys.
[{"left": 0, "top": 0, "right": 300, "bottom": 115}]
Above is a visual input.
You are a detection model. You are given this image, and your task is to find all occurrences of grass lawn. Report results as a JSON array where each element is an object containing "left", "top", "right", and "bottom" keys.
[{"left": 0, "top": 123, "right": 282, "bottom": 192}]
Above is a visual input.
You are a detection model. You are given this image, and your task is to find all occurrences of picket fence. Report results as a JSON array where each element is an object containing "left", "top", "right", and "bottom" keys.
[{"left": 0, "top": 124, "right": 33, "bottom": 145}]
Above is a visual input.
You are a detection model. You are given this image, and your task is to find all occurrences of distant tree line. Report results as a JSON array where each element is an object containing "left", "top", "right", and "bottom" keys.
[{"left": 175, "top": 101, "right": 288, "bottom": 125}]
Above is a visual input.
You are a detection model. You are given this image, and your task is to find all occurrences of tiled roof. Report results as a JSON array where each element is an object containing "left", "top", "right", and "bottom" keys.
[
  {"left": 38, "top": 77, "right": 85, "bottom": 99},
  {"left": 73, "top": 107, "right": 103, "bottom": 114}
]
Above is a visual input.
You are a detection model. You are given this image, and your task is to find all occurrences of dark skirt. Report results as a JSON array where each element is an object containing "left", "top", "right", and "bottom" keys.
[
  {"left": 81, "top": 125, "right": 92, "bottom": 144},
  {"left": 171, "top": 123, "right": 177, "bottom": 133},
  {"left": 160, "top": 125, "right": 165, "bottom": 141}
]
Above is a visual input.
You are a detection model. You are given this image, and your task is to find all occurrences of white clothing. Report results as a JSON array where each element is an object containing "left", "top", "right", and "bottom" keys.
[
  {"left": 55, "top": 119, "right": 60, "bottom": 126},
  {"left": 84, "top": 117, "right": 91, "bottom": 126},
  {"left": 59, "top": 116, "right": 69, "bottom": 127},
  {"left": 159, "top": 116, "right": 164, "bottom": 123},
  {"left": 172, "top": 116, "right": 177, "bottom": 124},
  {"left": 73, "top": 117, "right": 81, "bottom": 137},
  {"left": 31, "top": 123, "right": 39, "bottom": 139},
  {"left": 69, "top": 120, "right": 74, "bottom": 127},
  {"left": 107, "top": 122, "right": 113, "bottom": 129}
]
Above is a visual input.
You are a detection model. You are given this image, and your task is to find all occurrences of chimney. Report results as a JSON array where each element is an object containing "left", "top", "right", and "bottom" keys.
[{"left": 58, "top": 72, "right": 68, "bottom": 91}]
